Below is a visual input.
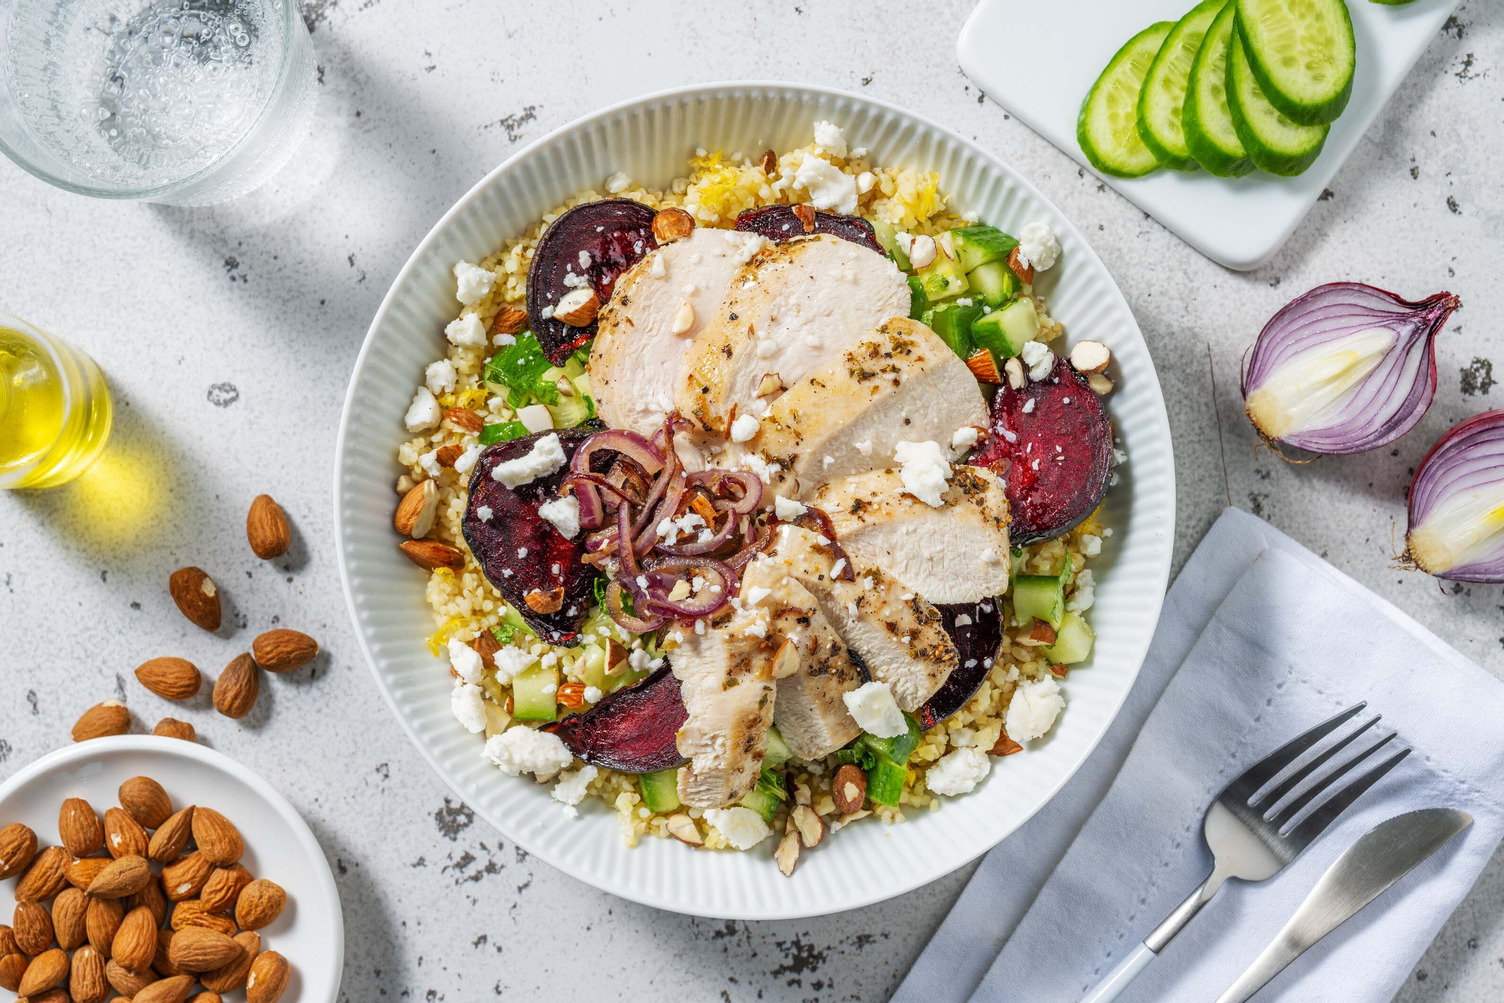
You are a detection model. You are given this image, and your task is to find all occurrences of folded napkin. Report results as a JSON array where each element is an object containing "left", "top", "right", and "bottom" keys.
[{"left": 894, "top": 507, "right": 1504, "bottom": 1003}]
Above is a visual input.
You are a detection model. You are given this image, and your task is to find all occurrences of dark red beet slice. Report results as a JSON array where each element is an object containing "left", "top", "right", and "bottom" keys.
[
  {"left": 527, "top": 199, "right": 658, "bottom": 364},
  {"left": 733, "top": 205, "right": 884, "bottom": 255},
  {"left": 972, "top": 355, "right": 1113, "bottom": 544},
  {"left": 917, "top": 598, "right": 1005, "bottom": 730},
  {"left": 462, "top": 428, "right": 603, "bottom": 644},
  {"left": 543, "top": 666, "right": 688, "bottom": 773}
]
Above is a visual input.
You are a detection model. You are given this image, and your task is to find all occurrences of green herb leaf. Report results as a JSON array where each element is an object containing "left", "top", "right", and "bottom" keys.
[{"left": 491, "top": 622, "right": 518, "bottom": 646}]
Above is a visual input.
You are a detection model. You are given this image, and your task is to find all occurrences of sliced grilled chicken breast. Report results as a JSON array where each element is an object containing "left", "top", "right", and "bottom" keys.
[
  {"left": 669, "top": 624, "right": 775, "bottom": 808},
  {"left": 591, "top": 228, "right": 766, "bottom": 437},
  {"left": 754, "top": 316, "right": 986, "bottom": 496},
  {"left": 676, "top": 234, "right": 910, "bottom": 435},
  {"left": 808, "top": 465, "right": 1012, "bottom": 604},
  {"left": 770, "top": 525, "right": 957, "bottom": 712}
]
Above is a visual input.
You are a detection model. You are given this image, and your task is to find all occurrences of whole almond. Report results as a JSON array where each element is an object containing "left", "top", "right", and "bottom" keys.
[
  {"left": 17, "top": 947, "right": 68, "bottom": 995},
  {"left": 161, "top": 852, "right": 212, "bottom": 902},
  {"left": 152, "top": 928, "right": 183, "bottom": 978},
  {"left": 167, "top": 927, "right": 242, "bottom": 973},
  {"left": 398, "top": 538, "right": 465, "bottom": 572},
  {"left": 51, "top": 887, "right": 88, "bottom": 950},
  {"left": 153, "top": 717, "right": 197, "bottom": 742},
  {"left": 491, "top": 305, "right": 527, "bottom": 336},
  {"left": 246, "top": 495, "right": 291, "bottom": 560},
  {"left": 134, "top": 973, "right": 195, "bottom": 1003},
  {"left": 190, "top": 991, "right": 226, "bottom": 1003},
  {"left": 0, "top": 822, "right": 38, "bottom": 879},
  {"left": 128, "top": 871, "right": 169, "bottom": 926},
  {"left": 167, "top": 568, "right": 221, "bottom": 633},
  {"left": 118, "top": 776, "right": 172, "bottom": 829},
  {"left": 250, "top": 629, "right": 318, "bottom": 673},
  {"left": 190, "top": 809, "right": 242, "bottom": 867},
  {"left": 72, "top": 701, "right": 131, "bottom": 742},
  {"left": 65, "top": 855, "right": 112, "bottom": 890},
  {"left": 233, "top": 879, "right": 285, "bottom": 931},
  {"left": 111, "top": 905, "right": 156, "bottom": 972},
  {"left": 245, "top": 950, "right": 289, "bottom": 1003},
  {"left": 16, "top": 845, "right": 69, "bottom": 901},
  {"left": 0, "top": 925, "right": 17, "bottom": 956},
  {"left": 59, "top": 797, "right": 105, "bottom": 856},
  {"left": 12, "top": 900, "right": 53, "bottom": 955},
  {"left": 148, "top": 807, "right": 195, "bottom": 865},
  {"left": 200, "top": 931, "right": 258, "bottom": 993},
  {"left": 169, "top": 900, "right": 235, "bottom": 938},
  {"left": 393, "top": 479, "right": 439, "bottom": 538},
  {"left": 0, "top": 952, "right": 24, "bottom": 991},
  {"left": 445, "top": 405, "right": 486, "bottom": 434},
  {"left": 103, "top": 808, "right": 148, "bottom": 859},
  {"left": 212, "top": 654, "right": 259, "bottom": 719},
  {"left": 135, "top": 657, "right": 203, "bottom": 701},
  {"left": 199, "top": 864, "right": 251, "bottom": 914},
  {"left": 831, "top": 764, "right": 867, "bottom": 815},
  {"left": 70, "top": 943, "right": 108, "bottom": 1003},
  {"left": 20, "top": 987, "right": 68, "bottom": 1003},
  {"left": 85, "top": 896, "right": 123, "bottom": 954},
  {"left": 88, "top": 855, "right": 151, "bottom": 899},
  {"left": 106, "top": 955, "right": 158, "bottom": 994}
]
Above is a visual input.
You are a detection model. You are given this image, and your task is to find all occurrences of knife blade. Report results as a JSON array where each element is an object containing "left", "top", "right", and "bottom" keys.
[{"left": 1215, "top": 807, "right": 1472, "bottom": 1003}]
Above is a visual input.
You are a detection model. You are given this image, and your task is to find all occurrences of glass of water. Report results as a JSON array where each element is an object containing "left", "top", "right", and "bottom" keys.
[{"left": 0, "top": 0, "right": 315, "bottom": 205}]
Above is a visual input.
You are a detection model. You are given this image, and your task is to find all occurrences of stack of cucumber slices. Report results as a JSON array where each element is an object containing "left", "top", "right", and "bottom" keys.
[{"left": 1078, "top": 0, "right": 1362, "bottom": 179}]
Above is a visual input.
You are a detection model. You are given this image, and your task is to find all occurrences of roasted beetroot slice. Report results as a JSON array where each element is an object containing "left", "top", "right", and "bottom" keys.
[
  {"left": 973, "top": 355, "right": 1114, "bottom": 545},
  {"left": 462, "top": 428, "right": 602, "bottom": 644},
  {"left": 543, "top": 666, "right": 688, "bottom": 773},
  {"left": 527, "top": 198, "right": 658, "bottom": 364},
  {"left": 918, "top": 599, "right": 1005, "bottom": 730},
  {"left": 733, "top": 205, "right": 884, "bottom": 254}
]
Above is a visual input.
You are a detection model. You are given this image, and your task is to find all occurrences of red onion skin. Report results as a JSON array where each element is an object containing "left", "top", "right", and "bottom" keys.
[
  {"left": 1406, "top": 409, "right": 1504, "bottom": 584},
  {"left": 1241, "top": 284, "right": 1460, "bottom": 455}
]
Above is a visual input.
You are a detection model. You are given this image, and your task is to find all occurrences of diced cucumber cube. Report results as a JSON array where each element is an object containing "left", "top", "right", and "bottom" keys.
[
  {"left": 907, "top": 275, "right": 930, "bottom": 319},
  {"left": 638, "top": 768, "right": 681, "bottom": 812},
  {"left": 764, "top": 726, "right": 795, "bottom": 770},
  {"left": 948, "top": 225, "right": 1019, "bottom": 272},
  {"left": 967, "top": 260, "right": 1020, "bottom": 308},
  {"left": 1011, "top": 575, "right": 1064, "bottom": 629},
  {"left": 739, "top": 768, "right": 788, "bottom": 822},
  {"left": 510, "top": 665, "right": 558, "bottom": 722},
  {"left": 917, "top": 250, "right": 969, "bottom": 302},
  {"left": 871, "top": 218, "right": 911, "bottom": 270},
  {"left": 1045, "top": 611, "right": 1095, "bottom": 665},
  {"left": 865, "top": 758, "right": 906, "bottom": 807},
  {"left": 929, "top": 302, "right": 984, "bottom": 360}
]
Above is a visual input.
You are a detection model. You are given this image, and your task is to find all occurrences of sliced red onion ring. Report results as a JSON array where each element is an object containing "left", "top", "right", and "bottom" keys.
[
  {"left": 1405, "top": 410, "right": 1504, "bottom": 583},
  {"left": 1241, "top": 283, "right": 1460, "bottom": 455},
  {"left": 569, "top": 429, "right": 664, "bottom": 530},
  {"left": 605, "top": 580, "right": 665, "bottom": 633},
  {"left": 638, "top": 555, "right": 734, "bottom": 617}
]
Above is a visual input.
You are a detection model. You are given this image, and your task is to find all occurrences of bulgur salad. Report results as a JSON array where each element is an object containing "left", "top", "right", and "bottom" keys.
[{"left": 393, "top": 122, "right": 1121, "bottom": 873}]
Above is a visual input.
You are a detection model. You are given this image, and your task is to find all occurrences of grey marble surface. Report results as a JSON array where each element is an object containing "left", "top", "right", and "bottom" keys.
[{"left": 0, "top": 1, "right": 1499, "bottom": 1000}]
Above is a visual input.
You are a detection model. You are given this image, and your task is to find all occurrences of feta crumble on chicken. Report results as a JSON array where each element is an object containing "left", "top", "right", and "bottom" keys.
[{"left": 893, "top": 440, "right": 952, "bottom": 507}]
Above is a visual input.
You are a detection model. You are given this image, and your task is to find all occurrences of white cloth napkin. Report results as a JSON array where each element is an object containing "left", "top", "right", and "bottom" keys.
[{"left": 893, "top": 507, "right": 1504, "bottom": 1003}]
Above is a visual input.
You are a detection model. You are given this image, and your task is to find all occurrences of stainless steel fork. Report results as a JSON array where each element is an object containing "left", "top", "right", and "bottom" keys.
[{"left": 1079, "top": 703, "right": 1410, "bottom": 1002}]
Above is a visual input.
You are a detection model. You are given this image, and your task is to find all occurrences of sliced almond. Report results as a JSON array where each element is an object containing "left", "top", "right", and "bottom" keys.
[
  {"left": 1069, "top": 340, "right": 1111, "bottom": 374},
  {"left": 445, "top": 406, "right": 485, "bottom": 434},
  {"left": 759, "top": 149, "right": 777, "bottom": 175},
  {"left": 831, "top": 764, "right": 867, "bottom": 814},
  {"left": 553, "top": 287, "right": 600, "bottom": 327},
  {"left": 435, "top": 444, "right": 464, "bottom": 468},
  {"left": 966, "top": 349, "right": 1002, "bottom": 384},
  {"left": 755, "top": 372, "right": 784, "bottom": 398},
  {"left": 664, "top": 813, "right": 703, "bottom": 846},
  {"left": 990, "top": 729, "right": 1024, "bottom": 756},
  {"left": 671, "top": 299, "right": 695, "bottom": 335},
  {"left": 908, "top": 234, "right": 937, "bottom": 269},
  {"left": 790, "top": 804, "right": 825, "bottom": 848},
  {"left": 1087, "top": 372, "right": 1115, "bottom": 395},
  {"left": 1007, "top": 246, "right": 1034, "bottom": 285},
  {"left": 523, "top": 587, "right": 564, "bottom": 614},
  {"left": 1003, "top": 356, "right": 1025, "bottom": 390},
  {"left": 771, "top": 639, "right": 799, "bottom": 679},
  {"left": 399, "top": 539, "right": 465, "bottom": 571},
  {"left": 774, "top": 830, "right": 800, "bottom": 877},
  {"left": 651, "top": 207, "right": 695, "bottom": 243},
  {"left": 792, "top": 203, "right": 817, "bottom": 233},
  {"left": 168, "top": 568, "right": 221, "bottom": 632}
]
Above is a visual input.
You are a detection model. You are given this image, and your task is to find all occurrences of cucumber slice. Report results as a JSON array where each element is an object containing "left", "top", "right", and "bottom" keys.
[
  {"left": 510, "top": 665, "right": 558, "bottom": 722},
  {"left": 1078, "top": 21, "right": 1175, "bottom": 178},
  {"left": 1184, "top": 2, "right": 1255, "bottom": 177},
  {"left": 1045, "top": 611, "right": 1095, "bottom": 665},
  {"left": 1226, "top": 33, "right": 1329, "bottom": 176},
  {"left": 949, "top": 225, "right": 1019, "bottom": 272},
  {"left": 1235, "top": 0, "right": 1355, "bottom": 126},
  {"left": 967, "top": 260, "right": 1020, "bottom": 309},
  {"left": 1137, "top": 0, "right": 1226, "bottom": 171},
  {"left": 930, "top": 302, "right": 984, "bottom": 360},
  {"left": 638, "top": 769, "right": 681, "bottom": 812}
]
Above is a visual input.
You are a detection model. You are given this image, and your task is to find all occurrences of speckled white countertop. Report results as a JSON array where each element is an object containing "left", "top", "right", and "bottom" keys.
[{"left": 1, "top": 2, "right": 1499, "bottom": 1000}]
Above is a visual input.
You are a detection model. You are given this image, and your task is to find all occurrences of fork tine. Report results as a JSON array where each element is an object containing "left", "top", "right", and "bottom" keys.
[
  {"left": 1281, "top": 747, "right": 1412, "bottom": 852},
  {"left": 1249, "top": 715, "right": 1382, "bottom": 812},
  {"left": 1269, "top": 731, "right": 1399, "bottom": 830},
  {"left": 1223, "top": 703, "right": 1367, "bottom": 804}
]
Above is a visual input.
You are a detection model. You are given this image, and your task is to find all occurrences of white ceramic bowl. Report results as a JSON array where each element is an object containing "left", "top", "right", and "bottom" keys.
[
  {"left": 335, "top": 83, "right": 1175, "bottom": 920},
  {"left": 0, "top": 736, "right": 344, "bottom": 998}
]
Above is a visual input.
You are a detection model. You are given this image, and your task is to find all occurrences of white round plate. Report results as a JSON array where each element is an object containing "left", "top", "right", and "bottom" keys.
[
  {"left": 335, "top": 82, "right": 1175, "bottom": 920},
  {"left": 0, "top": 736, "right": 344, "bottom": 998}
]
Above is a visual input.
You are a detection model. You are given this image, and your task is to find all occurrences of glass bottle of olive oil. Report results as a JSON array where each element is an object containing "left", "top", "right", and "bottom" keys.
[{"left": 0, "top": 316, "right": 112, "bottom": 489}]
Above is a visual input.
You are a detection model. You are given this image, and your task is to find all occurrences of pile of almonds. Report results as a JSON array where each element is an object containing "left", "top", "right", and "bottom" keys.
[{"left": 0, "top": 777, "right": 291, "bottom": 1002}]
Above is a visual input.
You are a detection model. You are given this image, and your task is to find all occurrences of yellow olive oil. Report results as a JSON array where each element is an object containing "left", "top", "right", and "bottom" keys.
[{"left": 0, "top": 318, "right": 112, "bottom": 488}]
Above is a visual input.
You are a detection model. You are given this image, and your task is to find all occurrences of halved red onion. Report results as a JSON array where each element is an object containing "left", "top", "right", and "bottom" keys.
[
  {"left": 1405, "top": 410, "right": 1504, "bottom": 583},
  {"left": 1242, "top": 283, "right": 1460, "bottom": 454}
]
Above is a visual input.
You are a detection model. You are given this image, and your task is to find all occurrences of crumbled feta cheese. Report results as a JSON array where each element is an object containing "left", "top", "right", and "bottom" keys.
[
  {"left": 417, "top": 449, "right": 442, "bottom": 479},
  {"left": 1016, "top": 221, "right": 1061, "bottom": 272},
  {"left": 704, "top": 806, "right": 771, "bottom": 850},
  {"left": 404, "top": 387, "right": 442, "bottom": 432},
  {"left": 745, "top": 585, "right": 772, "bottom": 607},
  {"left": 584, "top": 686, "right": 603, "bottom": 704},
  {"left": 650, "top": 253, "right": 667, "bottom": 278},
  {"left": 577, "top": 250, "right": 593, "bottom": 270},
  {"left": 1067, "top": 569, "right": 1096, "bottom": 613},
  {"left": 605, "top": 171, "right": 631, "bottom": 194},
  {"left": 627, "top": 648, "right": 662, "bottom": 673},
  {"left": 793, "top": 155, "right": 858, "bottom": 214},
  {"left": 491, "top": 433, "right": 566, "bottom": 488},
  {"left": 483, "top": 726, "right": 575, "bottom": 776},
  {"left": 980, "top": 547, "right": 1000, "bottom": 564},
  {"left": 453, "top": 444, "right": 483, "bottom": 475},
  {"left": 830, "top": 558, "right": 847, "bottom": 579},
  {"left": 1006, "top": 676, "right": 1065, "bottom": 742},
  {"left": 448, "top": 638, "right": 484, "bottom": 684},
  {"left": 812, "top": 120, "right": 848, "bottom": 158},
  {"left": 953, "top": 614, "right": 973, "bottom": 627},
  {"left": 743, "top": 619, "right": 768, "bottom": 639},
  {"left": 842, "top": 681, "right": 906, "bottom": 738},
  {"left": 476, "top": 505, "right": 494, "bottom": 523},
  {"left": 538, "top": 495, "right": 581, "bottom": 539},
  {"left": 445, "top": 313, "right": 488, "bottom": 348},
  {"left": 450, "top": 683, "right": 487, "bottom": 733},
  {"left": 1020, "top": 339, "right": 1053, "bottom": 381},
  {"left": 854, "top": 439, "right": 873, "bottom": 456},
  {"left": 453, "top": 261, "right": 496, "bottom": 305},
  {"left": 516, "top": 403, "right": 554, "bottom": 433},
  {"left": 552, "top": 764, "right": 598, "bottom": 817},
  {"left": 774, "top": 495, "right": 807, "bottom": 520},
  {"left": 729, "top": 413, "right": 761, "bottom": 443},
  {"left": 856, "top": 171, "right": 875, "bottom": 194},
  {"left": 1079, "top": 534, "right": 1102, "bottom": 557},
  {"left": 1022, "top": 397, "right": 1037, "bottom": 414},
  {"left": 494, "top": 332, "right": 516, "bottom": 348},
  {"left": 494, "top": 645, "right": 538, "bottom": 684},
  {"left": 656, "top": 512, "right": 705, "bottom": 544},
  {"left": 425, "top": 359, "right": 458, "bottom": 395},
  {"left": 893, "top": 440, "right": 952, "bottom": 507},
  {"left": 926, "top": 747, "right": 991, "bottom": 796},
  {"left": 951, "top": 426, "right": 979, "bottom": 452}
]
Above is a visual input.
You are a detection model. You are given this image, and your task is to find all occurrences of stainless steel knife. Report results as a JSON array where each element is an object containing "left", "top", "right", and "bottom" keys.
[{"left": 1215, "top": 807, "right": 1472, "bottom": 1003}]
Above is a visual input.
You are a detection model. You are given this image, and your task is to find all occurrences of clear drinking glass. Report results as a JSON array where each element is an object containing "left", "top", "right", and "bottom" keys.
[
  {"left": 0, "top": 0, "right": 315, "bottom": 205},
  {"left": 0, "top": 314, "right": 113, "bottom": 489}
]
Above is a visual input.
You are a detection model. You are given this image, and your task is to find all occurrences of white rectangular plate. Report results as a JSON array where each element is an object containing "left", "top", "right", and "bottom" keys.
[{"left": 958, "top": 0, "right": 1461, "bottom": 270}]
